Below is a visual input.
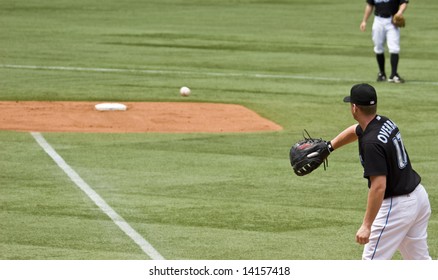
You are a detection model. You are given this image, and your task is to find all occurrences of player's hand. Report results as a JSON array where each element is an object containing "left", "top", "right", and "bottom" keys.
[
  {"left": 356, "top": 224, "right": 371, "bottom": 245},
  {"left": 360, "top": 21, "right": 367, "bottom": 32}
]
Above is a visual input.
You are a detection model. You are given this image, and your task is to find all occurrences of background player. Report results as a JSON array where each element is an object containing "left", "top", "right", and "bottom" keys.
[
  {"left": 360, "top": 0, "right": 409, "bottom": 83},
  {"left": 329, "top": 84, "right": 431, "bottom": 259}
]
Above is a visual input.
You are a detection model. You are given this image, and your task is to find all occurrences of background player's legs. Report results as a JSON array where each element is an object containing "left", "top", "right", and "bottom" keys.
[
  {"left": 376, "top": 53, "right": 386, "bottom": 81},
  {"left": 386, "top": 24, "right": 400, "bottom": 54},
  {"left": 372, "top": 17, "right": 387, "bottom": 81},
  {"left": 387, "top": 24, "right": 404, "bottom": 82},
  {"left": 390, "top": 53, "right": 399, "bottom": 78}
]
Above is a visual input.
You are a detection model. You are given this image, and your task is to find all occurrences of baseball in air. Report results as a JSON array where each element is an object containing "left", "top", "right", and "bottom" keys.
[{"left": 180, "top": 86, "right": 191, "bottom": 97}]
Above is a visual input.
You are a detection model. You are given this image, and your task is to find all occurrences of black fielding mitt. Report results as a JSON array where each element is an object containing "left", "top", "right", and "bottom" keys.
[{"left": 289, "top": 130, "right": 333, "bottom": 176}]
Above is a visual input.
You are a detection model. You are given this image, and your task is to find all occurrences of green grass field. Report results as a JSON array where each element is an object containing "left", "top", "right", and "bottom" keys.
[{"left": 1, "top": 0, "right": 437, "bottom": 260}]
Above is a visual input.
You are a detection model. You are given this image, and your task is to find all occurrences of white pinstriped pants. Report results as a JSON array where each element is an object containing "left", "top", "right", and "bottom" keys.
[{"left": 362, "top": 184, "right": 432, "bottom": 260}]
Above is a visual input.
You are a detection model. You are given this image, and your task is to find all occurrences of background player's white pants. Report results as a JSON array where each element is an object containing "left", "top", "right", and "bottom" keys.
[
  {"left": 363, "top": 184, "right": 432, "bottom": 260},
  {"left": 372, "top": 16, "right": 400, "bottom": 54}
]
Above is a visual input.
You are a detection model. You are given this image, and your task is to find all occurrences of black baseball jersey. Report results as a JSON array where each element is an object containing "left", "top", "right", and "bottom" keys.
[
  {"left": 366, "top": 0, "right": 409, "bottom": 18},
  {"left": 355, "top": 115, "right": 421, "bottom": 198}
]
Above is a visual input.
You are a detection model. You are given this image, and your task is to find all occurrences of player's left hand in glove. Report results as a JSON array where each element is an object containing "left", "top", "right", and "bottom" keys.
[
  {"left": 289, "top": 130, "right": 334, "bottom": 176},
  {"left": 392, "top": 14, "right": 405, "bottom": 28}
]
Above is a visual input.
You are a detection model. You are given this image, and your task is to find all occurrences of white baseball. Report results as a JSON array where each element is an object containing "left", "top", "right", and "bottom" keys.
[{"left": 180, "top": 86, "right": 191, "bottom": 97}]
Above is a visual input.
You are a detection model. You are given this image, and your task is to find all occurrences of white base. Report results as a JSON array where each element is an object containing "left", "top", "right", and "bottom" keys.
[{"left": 95, "top": 103, "right": 127, "bottom": 111}]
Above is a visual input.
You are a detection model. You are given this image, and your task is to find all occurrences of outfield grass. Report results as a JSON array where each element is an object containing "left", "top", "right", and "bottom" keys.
[{"left": 0, "top": 0, "right": 437, "bottom": 259}]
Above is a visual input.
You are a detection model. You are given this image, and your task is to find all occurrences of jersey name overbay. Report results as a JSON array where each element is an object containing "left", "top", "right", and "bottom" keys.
[{"left": 377, "top": 117, "right": 397, "bottom": 143}]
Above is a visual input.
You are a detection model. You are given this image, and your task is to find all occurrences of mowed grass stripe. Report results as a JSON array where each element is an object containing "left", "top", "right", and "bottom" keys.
[{"left": 2, "top": 64, "right": 438, "bottom": 86}]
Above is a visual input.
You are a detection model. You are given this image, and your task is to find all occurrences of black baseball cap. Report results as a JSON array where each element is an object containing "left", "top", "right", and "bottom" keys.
[{"left": 343, "top": 83, "right": 377, "bottom": 106}]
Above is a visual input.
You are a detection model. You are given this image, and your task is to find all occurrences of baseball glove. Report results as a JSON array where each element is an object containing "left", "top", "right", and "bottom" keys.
[
  {"left": 392, "top": 14, "right": 405, "bottom": 28},
  {"left": 289, "top": 130, "right": 333, "bottom": 176}
]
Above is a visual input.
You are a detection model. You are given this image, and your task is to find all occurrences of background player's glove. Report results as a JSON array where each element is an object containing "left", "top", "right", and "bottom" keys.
[
  {"left": 392, "top": 14, "right": 405, "bottom": 28},
  {"left": 289, "top": 130, "right": 333, "bottom": 176}
]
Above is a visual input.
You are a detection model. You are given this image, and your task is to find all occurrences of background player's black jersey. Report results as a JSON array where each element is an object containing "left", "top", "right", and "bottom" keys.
[
  {"left": 356, "top": 115, "right": 420, "bottom": 198},
  {"left": 366, "top": 0, "right": 409, "bottom": 18}
]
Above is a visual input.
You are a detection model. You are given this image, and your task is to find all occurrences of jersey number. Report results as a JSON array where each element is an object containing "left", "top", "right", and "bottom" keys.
[{"left": 392, "top": 132, "right": 408, "bottom": 169}]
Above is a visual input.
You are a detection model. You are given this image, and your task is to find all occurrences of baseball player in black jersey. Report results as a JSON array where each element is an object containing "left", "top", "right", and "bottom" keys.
[
  {"left": 360, "top": 0, "right": 408, "bottom": 83},
  {"left": 330, "top": 84, "right": 431, "bottom": 259}
]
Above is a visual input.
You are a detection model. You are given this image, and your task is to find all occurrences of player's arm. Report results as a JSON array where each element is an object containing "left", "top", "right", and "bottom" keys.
[
  {"left": 360, "top": 4, "right": 374, "bottom": 32},
  {"left": 356, "top": 175, "right": 386, "bottom": 244},
  {"left": 330, "top": 124, "right": 358, "bottom": 151},
  {"left": 396, "top": 3, "right": 408, "bottom": 17}
]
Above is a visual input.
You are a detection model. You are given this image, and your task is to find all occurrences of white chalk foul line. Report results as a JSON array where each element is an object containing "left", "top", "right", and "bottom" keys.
[
  {"left": 0, "top": 63, "right": 359, "bottom": 82},
  {"left": 31, "top": 132, "right": 165, "bottom": 260}
]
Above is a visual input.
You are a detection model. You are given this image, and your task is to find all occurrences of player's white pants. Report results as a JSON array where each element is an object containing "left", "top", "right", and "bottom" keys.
[
  {"left": 363, "top": 184, "right": 432, "bottom": 260},
  {"left": 372, "top": 16, "right": 400, "bottom": 54}
]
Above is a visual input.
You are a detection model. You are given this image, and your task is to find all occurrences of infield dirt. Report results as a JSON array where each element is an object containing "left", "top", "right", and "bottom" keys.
[{"left": 0, "top": 101, "right": 282, "bottom": 133}]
